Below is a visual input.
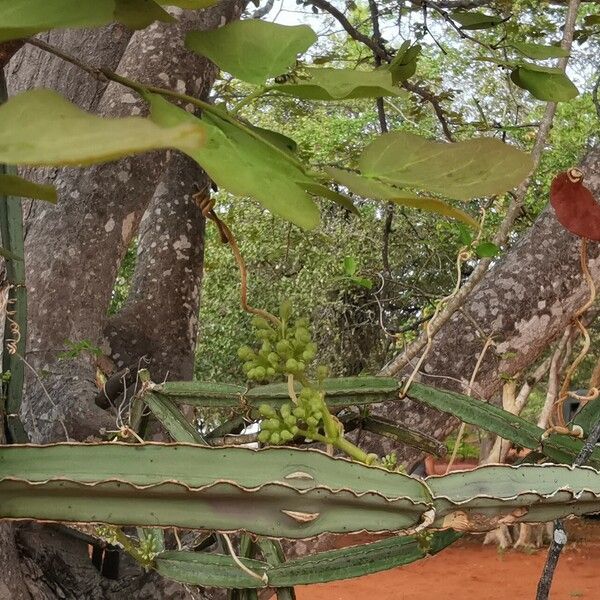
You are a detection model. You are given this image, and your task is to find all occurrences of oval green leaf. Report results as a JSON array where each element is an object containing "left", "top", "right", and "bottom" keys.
[
  {"left": 0, "top": 0, "right": 172, "bottom": 42},
  {"left": 0, "top": 174, "right": 57, "bottom": 203},
  {"left": 450, "top": 10, "right": 503, "bottom": 30},
  {"left": 511, "top": 41, "right": 569, "bottom": 60},
  {"left": 510, "top": 65, "right": 579, "bottom": 102},
  {"left": 358, "top": 132, "right": 534, "bottom": 201},
  {"left": 325, "top": 167, "right": 478, "bottom": 228},
  {"left": 185, "top": 20, "right": 317, "bottom": 84},
  {"left": 271, "top": 68, "right": 403, "bottom": 100},
  {"left": 148, "top": 94, "right": 320, "bottom": 229},
  {"left": 0, "top": 89, "right": 206, "bottom": 166}
]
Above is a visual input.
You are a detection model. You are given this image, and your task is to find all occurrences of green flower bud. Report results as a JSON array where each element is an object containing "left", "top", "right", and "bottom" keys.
[
  {"left": 263, "top": 418, "right": 280, "bottom": 431},
  {"left": 306, "top": 416, "right": 319, "bottom": 428},
  {"left": 266, "top": 367, "right": 275, "bottom": 377},
  {"left": 258, "top": 430, "right": 271, "bottom": 443},
  {"left": 280, "top": 430, "right": 294, "bottom": 442},
  {"left": 254, "top": 366, "right": 266, "bottom": 380},
  {"left": 284, "top": 414, "right": 297, "bottom": 427},
  {"left": 270, "top": 432, "right": 281, "bottom": 445},
  {"left": 268, "top": 352, "right": 280, "bottom": 366}
]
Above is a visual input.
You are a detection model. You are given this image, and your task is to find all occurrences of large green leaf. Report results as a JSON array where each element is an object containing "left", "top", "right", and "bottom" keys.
[
  {"left": 271, "top": 68, "right": 403, "bottom": 101},
  {"left": 450, "top": 10, "right": 503, "bottom": 30},
  {"left": 511, "top": 41, "right": 569, "bottom": 60},
  {"left": 326, "top": 167, "right": 479, "bottom": 228},
  {"left": 510, "top": 64, "right": 578, "bottom": 102},
  {"left": 0, "top": 0, "right": 172, "bottom": 42},
  {"left": 155, "top": 531, "right": 461, "bottom": 587},
  {"left": 359, "top": 131, "right": 533, "bottom": 201},
  {"left": 0, "top": 174, "right": 56, "bottom": 203},
  {"left": 147, "top": 94, "right": 320, "bottom": 229},
  {"left": 186, "top": 21, "right": 317, "bottom": 84},
  {"left": 0, "top": 89, "right": 205, "bottom": 166}
]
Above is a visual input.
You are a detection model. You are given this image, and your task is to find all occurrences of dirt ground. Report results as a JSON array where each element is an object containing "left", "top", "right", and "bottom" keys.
[{"left": 285, "top": 519, "right": 600, "bottom": 600}]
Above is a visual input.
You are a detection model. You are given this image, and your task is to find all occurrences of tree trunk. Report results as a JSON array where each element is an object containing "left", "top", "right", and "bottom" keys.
[{"left": 1, "top": 3, "right": 242, "bottom": 597}]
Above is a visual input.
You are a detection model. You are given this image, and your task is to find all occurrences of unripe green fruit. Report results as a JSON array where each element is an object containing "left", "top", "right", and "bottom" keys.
[
  {"left": 296, "top": 361, "right": 305, "bottom": 372},
  {"left": 268, "top": 352, "right": 279, "bottom": 366},
  {"left": 276, "top": 340, "right": 292, "bottom": 355},
  {"left": 254, "top": 366, "right": 266, "bottom": 379},
  {"left": 237, "top": 345, "right": 253, "bottom": 360},
  {"left": 285, "top": 358, "right": 298, "bottom": 372},
  {"left": 266, "top": 367, "right": 275, "bottom": 376},
  {"left": 306, "top": 416, "right": 319, "bottom": 427},
  {"left": 258, "top": 430, "right": 270, "bottom": 443},
  {"left": 293, "top": 407, "right": 306, "bottom": 419},
  {"left": 280, "top": 430, "right": 294, "bottom": 442},
  {"left": 259, "top": 404, "right": 276, "bottom": 418},
  {"left": 280, "top": 404, "right": 291, "bottom": 418},
  {"left": 264, "top": 418, "right": 280, "bottom": 430},
  {"left": 302, "top": 350, "right": 315, "bottom": 362},
  {"left": 270, "top": 432, "right": 281, "bottom": 444},
  {"left": 284, "top": 414, "right": 297, "bottom": 427},
  {"left": 291, "top": 425, "right": 300, "bottom": 435}
]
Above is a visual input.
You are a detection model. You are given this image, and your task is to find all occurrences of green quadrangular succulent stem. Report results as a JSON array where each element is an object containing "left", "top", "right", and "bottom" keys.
[{"left": 0, "top": 68, "right": 28, "bottom": 444}]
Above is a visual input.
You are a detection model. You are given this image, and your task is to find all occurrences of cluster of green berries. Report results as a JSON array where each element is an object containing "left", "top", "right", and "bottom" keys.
[
  {"left": 237, "top": 304, "right": 318, "bottom": 383},
  {"left": 138, "top": 532, "right": 161, "bottom": 562},
  {"left": 257, "top": 385, "right": 326, "bottom": 445}
]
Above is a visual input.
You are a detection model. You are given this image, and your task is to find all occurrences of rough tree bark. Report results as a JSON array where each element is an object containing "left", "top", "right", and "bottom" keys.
[
  {"left": 368, "top": 146, "right": 600, "bottom": 467},
  {"left": 1, "top": 3, "right": 242, "bottom": 598}
]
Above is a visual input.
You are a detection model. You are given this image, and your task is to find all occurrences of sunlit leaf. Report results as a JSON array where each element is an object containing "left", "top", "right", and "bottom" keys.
[
  {"left": 510, "top": 64, "right": 578, "bottom": 102},
  {"left": 475, "top": 241, "right": 500, "bottom": 258},
  {"left": 388, "top": 41, "right": 421, "bottom": 85},
  {"left": 326, "top": 167, "right": 479, "bottom": 229},
  {"left": 358, "top": 132, "right": 533, "bottom": 201},
  {"left": 0, "top": 89, "right": 205, "bottom": 166},
  {"left": 304, "top": 182, "right": 358, "bottom": 214},
  {"left": 511, "top": 41, "right": 569, "bottom": 59},
  {"left": 148, "top": 94, "right": 320, "bottom": 229},
  {"left": 0, "top": 174, "right": 57, "bottom": 203},
  {"left": 114, "top": 0, "right": 174, "bottom": 29},
  {"left": 271, "top": 68, "right": 403, "bottom": 100},
  {"left": 450, "top": 10, "right": 503, "bottom": 30},
  {"left": 247, "top": 124, "right": 298, "bottom": 155},
  {"left": 0, "top": 0, "right": 172, "bottom": 42},
  {"left": 186, "top": 20, "right": 317, "bottom": 84}
]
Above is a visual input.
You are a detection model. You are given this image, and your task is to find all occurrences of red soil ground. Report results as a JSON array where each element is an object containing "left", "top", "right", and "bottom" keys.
[{"left": 284, "top": 520, "right": 600, "bottom": 600}]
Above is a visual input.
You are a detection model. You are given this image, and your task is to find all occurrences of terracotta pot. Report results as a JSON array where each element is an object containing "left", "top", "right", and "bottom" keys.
[{"left": 424, "top": 455, "right": 479, "bottom": 476}]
